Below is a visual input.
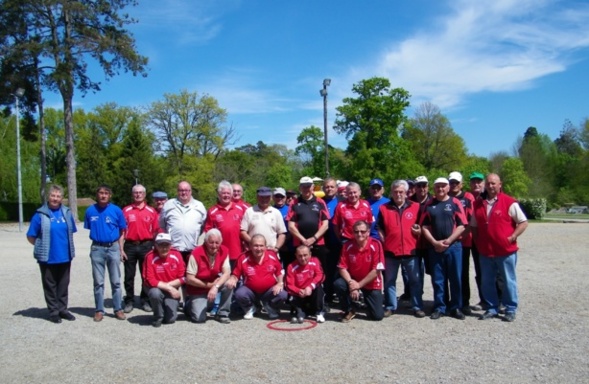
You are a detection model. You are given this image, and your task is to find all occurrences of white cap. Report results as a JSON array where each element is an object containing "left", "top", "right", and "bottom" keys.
[
  {"left": 155, "top": 233, "right": 172, "bottom": 244},
  {"left": 273, "top": 187, "right": 286, "bottom": 196},
  {"left": 299, "top": 176, "right": 314, "bottom": 186},
  {"left": 448, "top": 171, "right": 463, "bottom": 182},
  {"left": 433, "top": 177, "right": 449, "bottom": 185},
  {"left": 415, "top": 176, "right": 428, "bottom": 184}
]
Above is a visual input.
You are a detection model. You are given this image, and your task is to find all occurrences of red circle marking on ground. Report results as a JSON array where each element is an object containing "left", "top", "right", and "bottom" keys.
[{"left": 266, "top": 319, "right": 318, "bottom": 331}]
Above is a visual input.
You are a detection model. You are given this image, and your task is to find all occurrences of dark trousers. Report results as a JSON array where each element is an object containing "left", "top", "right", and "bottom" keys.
[
  {"left": 333, "top": 277, "right": 384, "bottom": 320},
  {"left": 123, "top": 241, "right": 153, "bottom": 304},
  {"left": 323, "top": 242, "right": 341, "bottom": 301},
  {"left": 290, "top": 284, "right": 325, "bottom": 317},
  {"left": 39, "top": 262, "right": 71, "bottom": 316}
]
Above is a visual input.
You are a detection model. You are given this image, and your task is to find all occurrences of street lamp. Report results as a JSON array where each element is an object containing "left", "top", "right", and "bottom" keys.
[
  {"left": 320, "top": 78, "right": 331, "bottom": 177},
  {"left": 12, "top": 88, "right": 25, "bottom": 232},
  {"left": 133, "top": 169, "right": 139, "bottom": 185}
]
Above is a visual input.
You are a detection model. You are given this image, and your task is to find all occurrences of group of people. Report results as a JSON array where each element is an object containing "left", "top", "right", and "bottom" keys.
[{"left": 26, "top": 171, "right": 527, "bottom": 326}]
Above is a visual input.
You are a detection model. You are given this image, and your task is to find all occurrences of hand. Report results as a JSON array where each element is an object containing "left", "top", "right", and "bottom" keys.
[
  {"left": 303, "top": 286, "right": 312, "bottom": 297},
  {"left": 225, "top": 276, "right": 237, "bottom": 290},
  {"left": 207, "top": 286, "right": 218, "bottom": 302},
  {"left": 120, "top": 250, "right": 128, "bottom": 262},
  {"left": 169, "top": 287, "right": 181, "bottom": 300},
  {"left": 272, "top": 283, "right": 283, "bottom": 296},
  {"left": 508, "top": 235, "right": 517, "bottom": 243},
  {"left": 350, "top": 289, "right": 360, "bottom": 301},
  {"left": 411, "top": 224, "right": 421, "bottom": 236},
  {"left": 434, "top": 240, "right": 449, "bottom": 253},
  {"left": 348, "top": 280, "right": 360, "bottom": 291}
]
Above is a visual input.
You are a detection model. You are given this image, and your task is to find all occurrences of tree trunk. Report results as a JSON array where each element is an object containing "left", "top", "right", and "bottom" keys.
[{"left": 64, "top": 96, "right": 78, "bottom": 221}]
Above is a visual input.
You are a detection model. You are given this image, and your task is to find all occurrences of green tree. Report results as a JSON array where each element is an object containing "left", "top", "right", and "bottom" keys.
[
  {"left": 0, "top": 0, "right": 148, "bottom": 219},
  {"left": 500, "top": 157, "right": 530, "bottom": 198},
  {"left": 517, "top": 127, "right": 556, "bottom": 198}
]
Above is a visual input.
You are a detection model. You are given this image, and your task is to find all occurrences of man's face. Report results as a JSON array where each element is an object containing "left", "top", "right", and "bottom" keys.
[
  {"left": 257, "top": 194, "right": 271, "bottom": 209},
  {"left": 449, "top": 180, "right": 462, "bottom": 195},
  {"left": 132, "top": 188, "right": 146, "bottom": 204},
  {"left": 205, "top": 235, "right": 221, "bottom": 255},
  {"left": 96, "top": 188, "right": 111, "bottom": 205},
  {"left": 391, "top": 186, "right": 406, "bottom": 206},
  {"left": 47, "top": 190, "right": 63, "bottom": 209},
  {"left": 470, "top": 178, "right": 484, "bottom": 195},
  {"left": 177, "top": 182, "right": 192, "bottom": 204},
  {"left": 338, "top": 188, "right": 348, "bottom": 199},
  {"left": 433, "top": 183, "right": 449, "bottom": 200},
  {"left": 370, "top": 184, "right": 384, "bottom": 199},
  {"left": 154, "top": 198, "right": 167, "bottom": 211},
  {"left": 250, "top": 237, "right": 266, "bottom": 258},
  {"left": 232, "top": 184, "right": 244, "bottom": 202},
  {"left": 299, "top": 184, "right": 313, "bottom": 199},
  {"left": 273, "top": 194, "right": 286, "bottom": 207},
  {"left": 323, "top": 181, "right": 337, "bottom": 198},
  {"left": 415, "top": 183, "right": 429, "bottom": 199},
  {"left": 407, "top": 185, "right": 416, "bottom": 198},
  {"left": 353, "top": 224, "right": 369, "bottom": 244},
  {"left": 295, "top": 247, "right": 311, "bottom": 266},
  {"left": 218, "top": 187, "right": 232, "bottom": 206},
  {"left": 155, "top": 242, "right": 171, "bottom": 257},
  {"left": 485, "top": 175, "right": 502, "bottom": 198},
  {"left": 346, "top": 186, "right": 360, "bottom": 204}
]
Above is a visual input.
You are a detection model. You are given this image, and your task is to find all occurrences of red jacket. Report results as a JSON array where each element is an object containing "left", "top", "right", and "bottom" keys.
[
  {"left": 285, "top": 257, "right": 324, "bottom": 296},
  {"left": 143, "top": 249, "right": 186, "bottom": 288},
  {"left": 473, "top": 193, "right": 519, "bottom": 257},
  {"left": 378, "top": 200, "right": 420, "bottom": 257},
  {"left": 186, "top": 244, "right": 230, "bottom": 296}
]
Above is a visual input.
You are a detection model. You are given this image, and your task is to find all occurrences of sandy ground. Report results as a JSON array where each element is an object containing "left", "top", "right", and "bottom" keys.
[{"left": 0, "top": 222, "right": 588, "bottom": 384}]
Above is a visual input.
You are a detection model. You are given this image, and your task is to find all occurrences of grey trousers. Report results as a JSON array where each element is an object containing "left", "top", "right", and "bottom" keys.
[
  {"left": 186, "top": 286, "right": 232, "bottom": 323},
  {"left": 148, "top": 287, "right": 179, "bottom": 324}
]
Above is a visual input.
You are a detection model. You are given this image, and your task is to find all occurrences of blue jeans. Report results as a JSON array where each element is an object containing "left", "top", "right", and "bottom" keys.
[
  {"left": 430, "top": 243, "right": 462, "bottom": 313},
  {"left": 384, "top": 255, "right": 423, "bottom": 311},
  {"left": 90, "top": 243, "right": 123, "bottom": 313},
  {"left": 480, "top": 253, "right": 518, "bottom": 314}
]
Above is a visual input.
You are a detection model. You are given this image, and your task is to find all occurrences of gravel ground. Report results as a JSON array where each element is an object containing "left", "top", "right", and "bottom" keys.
[{"left": 1, "top": 222, "right": 588, "bottom": 384}]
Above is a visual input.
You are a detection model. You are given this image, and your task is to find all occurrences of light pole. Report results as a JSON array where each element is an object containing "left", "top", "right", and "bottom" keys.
[
  {"left": 13, "top": 88, "right": 25, "bottom": 232},
  {"left": 320, "top": 78, "right": 331, "bottom": 177},
  {"left": 133, "top": 169, "right": 139, "bottom": 185}
]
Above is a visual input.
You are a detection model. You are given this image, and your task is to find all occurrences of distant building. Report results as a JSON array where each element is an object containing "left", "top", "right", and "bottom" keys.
[{"left": 567, "top": 206, "right": 589, "bottom": 214}]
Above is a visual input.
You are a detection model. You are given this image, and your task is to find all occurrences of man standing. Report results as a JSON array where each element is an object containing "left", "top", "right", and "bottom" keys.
[
  {"left": 448, "top": 172, "right": 476, "bottom": 315},
  {"left": 84, "top": 185, "right": 127, "bottom": 322},
  {"left": 378, "top": 180, "right": 425, "bottom": 318},
  {"left": 421, "top": 178, "right": 467, "bottom": 320},
  {"left": 204, "top": 181, "right": 245, "bottom": 267},
  {"left": 332, "top": 182, "right": 373, "bottom": 242},
  {"left": 226, "top": 235, "right": 287, "bottom": 320},
  {"left": 273, "top": 187, "right": 294, "bottom": 267},
  {"left": 468, "top": 171, "right": 486, "bottom": 310},
  {"left": 152, "top": 191, "right": 168, "bottom": 215},
  {"left": 322, "top": 177, "right": 342, "bottom": 303},
  {"left": 121, "top": 184, "right": 158, "bottom": 314},
  {"left": 143, "top": 233, "right": 186, "bottom": 327},
  {"left": 240, "top": 187, "right": 286, "bottom": 254},
  {"left": 159, "top": 181, "right": 207, "bottom": 262},
  {"left": 232, "top": 183, "right": 251, "bottom": 212},
  {"left": 367, "top": 178, "right": 390, "bottom": 241},
  {"left": 472, "top": 173, "right": 528, "bottom": 322},
  {"left": 334, "top": 220, "right": 385, "bottom": 322}
]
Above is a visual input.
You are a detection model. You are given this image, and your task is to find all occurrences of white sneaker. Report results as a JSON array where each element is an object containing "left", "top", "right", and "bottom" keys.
[
  {"left": 264, "top": 303, "right": 279, "bottom": 319},
  {"left": 243, "top": 306, "right": 256, "bottom": 320},
  {"left": 316, "top": 313, "right": 325, "bottom": 323}
]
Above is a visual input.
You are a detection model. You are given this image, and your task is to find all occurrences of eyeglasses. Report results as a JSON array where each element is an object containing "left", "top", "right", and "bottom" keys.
[
  {"left": 449, "top": 181, "right": 460, "bottom": 185},
  {"left": 416, "top": 183, "right": 428, "bottom": 188},
  {"left": 177, "top": 189, "right": 191, "bottom": 192},
  {"left": 353, "top": 230, "right": 368, "bottom": 234},
  {"left": 370, "top": 185, "right": 382, "bottom": 190}
]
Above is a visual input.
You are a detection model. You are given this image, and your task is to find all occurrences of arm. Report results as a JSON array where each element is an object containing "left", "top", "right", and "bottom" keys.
[
  {"left": 118, "top": 230, "right": 126, "bottom": 261},
  {"left": 421, "top": 226, "right": 448, "bottom": 253},
  {"left": 26, "top": 236, "right": 36, "bottom": 245},
  {"left": 509, "top": 221, "right": 528, "bottom": 243}
]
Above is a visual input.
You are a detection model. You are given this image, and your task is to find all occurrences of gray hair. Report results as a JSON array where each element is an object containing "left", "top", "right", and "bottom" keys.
[
  {"left": 132, "top": 184, "right": 146, "bottom": 193},
  {"left": 346, "top": 182, "right": 361, "bottom": 191},
  {"left": 204, "top": 228, "right": 223, "bottom": 243},
  {"left": 217, "top": 180, "right": 233, "bottom": 194},
  {"left": 391, "top": 179, "right": 409, "bottom": 192},
  {"left": 46, "top": 184, "right": 64, "bottom": 199}
]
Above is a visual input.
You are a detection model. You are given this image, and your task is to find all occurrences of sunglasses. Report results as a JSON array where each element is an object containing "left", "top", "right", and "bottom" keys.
[{"left": 353, "top": 230, "right": 368, "bottom": 234}]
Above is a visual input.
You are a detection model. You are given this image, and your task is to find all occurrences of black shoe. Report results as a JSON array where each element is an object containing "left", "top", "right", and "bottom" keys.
[
  {"left": 461, "top": 306, "right": 473, "bottom": 316},
  {"left": 141, "top": 301, "right": 152, "bottom": 312},
  {"left": 430, "top": 310, "right": 443, "bottom": 320},
  {"left": 383, "top": 309, "right": 395, "bottom": 318},
  {"left": 123, "top": 302, "right": 134, "bottom": 314},
  {"left": 398, "top": 293, "right": 410, "bottom": 301},
  {"left": 451, "top": 309, "right": 465, "bottom": 320},
  {"left": 414, "top": 310, "right": 426, "bottom": 318},
  {"left": 215, "top": 315, "right": 231, "bottom": 324},
  {"left": 152, "top": 319, "right": 163, "bottom": 327},
  {"left": 479, "top": 311, "right": 498, "bottom": 320},
  {"left": 49, "top": 315, "right": 62, "bottom": 324},
  {"left": 59, "top": 311, "right": 76, "bottom": 321},
  {"left": 503, "top": 312, "right": 516, "bottom": 322}
]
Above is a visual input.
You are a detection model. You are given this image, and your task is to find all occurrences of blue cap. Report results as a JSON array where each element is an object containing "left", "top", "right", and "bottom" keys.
[
  {"left": 256, "top": 187, "right": 272, "bottom": 196},
  {"left": 152, "top": 191, "right": 168, "bottom": 199},
  {"left": 369, "top": 178, "right": 384, "bottom": 187}
]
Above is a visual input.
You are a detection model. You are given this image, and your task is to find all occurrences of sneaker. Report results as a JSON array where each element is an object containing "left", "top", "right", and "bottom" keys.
[
  {"left": 263, "top": 303, "right": 280, "bottom": 320},
  {"left": 414, "top": 310, "right": 426, "bottom": 318},
  {"left": 152, "top": 319, "right": 162, "bottom": 328},
  {"left": 341, "top": 310, "right": 356, "bottom": 323},
  {"left": 123, "top": 302, "right": 134, "bottom": 314},
  {"left": 114, "top": 310, "right": 127, "bottom": 321},
  {"left": 430, "top": 310, "right": 443, "bottom": 320},
  {"left": 451, "top": 309, "right": 466, "bottom": 320},
  {"left": 499, "top": 305, "right": 506, "bottom": 315},
  {"left": 141, "top": 301, "right": 152, "bottom": 312},
  {"left": 243, "top": 306, "right": 256, "bottom": 320},
  {"left": 215, "top": 315, "right": 231, "bottom": 324},
  {"left": 479, "top": 311, "right": 498, "bottom": 320},
  {"left": 503, "top": 312, "right": 516, "bottom": 322},
  {"left": 383, "top": 309, "right": 395, "bottom": 318},
  {"left": 316, "top": 313, "right": 325, "bottom": 323}
]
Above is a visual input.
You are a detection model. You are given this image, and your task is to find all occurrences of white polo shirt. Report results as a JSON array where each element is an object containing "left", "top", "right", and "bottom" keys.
[
  {"left": 240, "top": 205, "right": 287, "bottom": 249},
  {"left": 159, "top": 197, "right": 207, "bottom": 252}
]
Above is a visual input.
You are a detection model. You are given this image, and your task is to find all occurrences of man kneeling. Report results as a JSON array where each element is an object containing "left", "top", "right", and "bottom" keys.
[
  {"left": 334, "top": 220, "right": 385, "bottom": 322},
  {"left": 286, "top": 245, "right": 326, "bottom": 324},
  {"left": 226, "top": 234, "right": 287, "bottom": 320},
  {"left": 143, "top": 233, "right": 186, "bottom": 327},
  {"left": 185, "top": 229, "right": 232, "bottom": 324}
]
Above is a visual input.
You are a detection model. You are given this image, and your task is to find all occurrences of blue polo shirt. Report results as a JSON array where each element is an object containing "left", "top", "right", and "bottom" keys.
[
  {"left": 368, "top": 196, "right": 390, "bottom": 240},
  {"left": 84, "top": 203, "right": 127, "bottom": 243}
]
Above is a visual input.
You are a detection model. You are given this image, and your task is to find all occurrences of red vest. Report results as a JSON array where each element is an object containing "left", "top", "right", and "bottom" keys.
[
  {"left": 379, "top": 201, "right": 420, "bottom": 257},
  {"left": 186, "top": 245, "right": 229, "bottom": 295},
  {"left": 473, "top": 193, "right": 519, "bottom": 257}
]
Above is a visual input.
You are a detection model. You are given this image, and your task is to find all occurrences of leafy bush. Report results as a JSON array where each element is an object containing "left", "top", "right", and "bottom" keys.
[{"left": 518, "top": 198, "right": 547, "bottom": 219}]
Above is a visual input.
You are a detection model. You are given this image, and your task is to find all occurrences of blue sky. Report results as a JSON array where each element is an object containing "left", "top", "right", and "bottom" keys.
[{"left": 46, "top": 0, "right": 589, "bottom": 158}]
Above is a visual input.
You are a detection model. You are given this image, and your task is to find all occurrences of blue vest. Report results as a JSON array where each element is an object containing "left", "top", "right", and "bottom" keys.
[{"left": 33, "top": 204, "right": 76, "bottom": 263}]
